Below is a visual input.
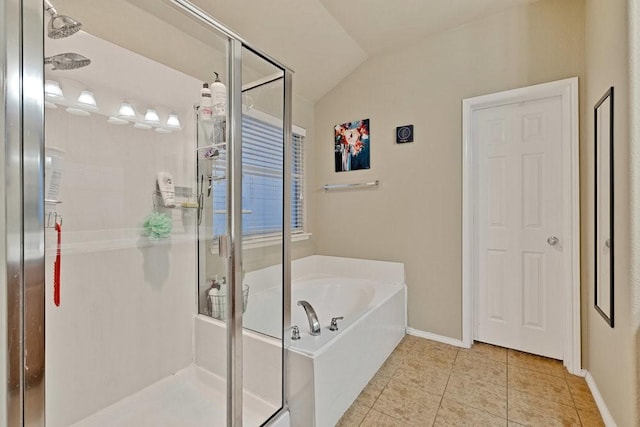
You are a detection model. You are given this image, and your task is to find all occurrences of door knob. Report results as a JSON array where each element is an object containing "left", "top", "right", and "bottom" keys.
[{"left": 547, "top": 236, "right": 559, "bottom": 246}]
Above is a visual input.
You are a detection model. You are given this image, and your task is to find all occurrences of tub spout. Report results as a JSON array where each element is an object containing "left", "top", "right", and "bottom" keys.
[{"left": 297, "top": 300, "right": 321, "bottom": 336}]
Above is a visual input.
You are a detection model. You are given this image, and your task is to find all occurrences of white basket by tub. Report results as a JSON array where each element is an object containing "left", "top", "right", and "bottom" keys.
[{"left": 208, "top": 284, "right": 249, "bottom": 320}]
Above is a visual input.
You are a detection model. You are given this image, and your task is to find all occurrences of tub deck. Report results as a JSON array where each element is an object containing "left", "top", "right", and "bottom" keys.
[{"left": 194, "top": 255, "right": 407, "bottom": 427}]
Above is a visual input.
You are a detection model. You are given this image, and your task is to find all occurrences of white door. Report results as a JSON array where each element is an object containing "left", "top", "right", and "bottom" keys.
[{"left": 473, "top": 95, "right": 564, "bottom": 359}]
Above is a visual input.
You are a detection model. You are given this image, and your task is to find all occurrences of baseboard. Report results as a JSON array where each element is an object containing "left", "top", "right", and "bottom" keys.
[
  {"left": 584, "top": 371, "right": 617, "bottom": 427},
  {"left": 406, "top": 327, "right": 468, "bottom": 348},
  {"left": 572, "top": 368, "right": 587, "bottom": 377}
]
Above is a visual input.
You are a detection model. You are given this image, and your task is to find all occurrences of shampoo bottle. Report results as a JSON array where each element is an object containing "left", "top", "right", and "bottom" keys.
[
  {"left": 207, "top": 275, "right": 220, "bottom": 317},
  {"left": 211, "top": 72, "right": 226, "bottom": 117},
  {"left": 200, "top": 83, "right": 212, "bottom": 121}
]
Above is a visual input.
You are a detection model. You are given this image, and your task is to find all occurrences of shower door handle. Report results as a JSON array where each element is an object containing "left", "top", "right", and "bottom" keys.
[{"left": 218, "top": 235, "right": 231, "bottom": 258}]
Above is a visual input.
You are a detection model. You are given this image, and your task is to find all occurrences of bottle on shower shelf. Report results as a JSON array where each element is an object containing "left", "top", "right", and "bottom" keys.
[
  {"left": 211, "top": 72, "right": 226, "bottom": 145},
  {"left": 206, "top": 275, "right": 220, "bottom": 316},
  {"left": 199, "top": 82, "right": 212, "bottom": 121},
  {"left": 211, "top": 72, "right": 226, "bottom": 117}
]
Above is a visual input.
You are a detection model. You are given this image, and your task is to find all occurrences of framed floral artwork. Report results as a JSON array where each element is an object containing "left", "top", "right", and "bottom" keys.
[{"left": 334, "top": 119, "right": 370, "bottom": 172}]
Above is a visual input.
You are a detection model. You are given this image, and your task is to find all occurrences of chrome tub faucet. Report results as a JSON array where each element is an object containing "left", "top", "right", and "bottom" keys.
[{"left": 297, "top": 300, "right": 321, "bottom": 336}]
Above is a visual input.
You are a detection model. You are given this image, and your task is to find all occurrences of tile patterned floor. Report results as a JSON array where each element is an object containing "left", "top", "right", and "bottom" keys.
[{"left": 337, "top": 335, "right": 604, "bottom": 427}]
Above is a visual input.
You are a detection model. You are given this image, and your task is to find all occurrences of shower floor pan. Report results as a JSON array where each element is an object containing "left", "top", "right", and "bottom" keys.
[{"left": 71, "top": 365, "right": 277, "bottom": 427}]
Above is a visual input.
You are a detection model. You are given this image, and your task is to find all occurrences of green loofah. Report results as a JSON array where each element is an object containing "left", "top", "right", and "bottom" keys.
[{"left": 143, "top": 212, "right": 172, "bottom": 239}]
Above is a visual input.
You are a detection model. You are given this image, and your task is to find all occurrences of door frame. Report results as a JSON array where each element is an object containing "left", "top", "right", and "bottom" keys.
[{"left": 462, "top": 77, "right": 581, "bottom": 374}]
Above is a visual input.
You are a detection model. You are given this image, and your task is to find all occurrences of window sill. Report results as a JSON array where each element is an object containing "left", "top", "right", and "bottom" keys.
[
  {"left": 209, "top": 232, "right": 311, "bottom": 254},
  {"left": 244, "top": 232, "right": 311, "bottom": 250}
]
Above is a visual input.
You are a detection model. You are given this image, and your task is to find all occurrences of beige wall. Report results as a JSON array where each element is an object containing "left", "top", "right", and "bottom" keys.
[
  {"left": 314, "top": 0, "right": 585, "bottom": 339},
  {"left": 584, "top": 0, "right": 637, "bottom": 425}
]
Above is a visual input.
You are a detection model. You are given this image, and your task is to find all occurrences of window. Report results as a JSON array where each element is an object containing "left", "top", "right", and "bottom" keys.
[
  {"left": 291, "top": 132, "right": 304, "bottom": 233},
  {"left": 212, "top": 113, "right": 305, "bottom": 239}
]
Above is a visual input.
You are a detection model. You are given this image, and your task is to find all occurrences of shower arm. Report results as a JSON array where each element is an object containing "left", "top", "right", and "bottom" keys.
[{"left": 44, "top": 0, "right": 57, "bottom": 16}]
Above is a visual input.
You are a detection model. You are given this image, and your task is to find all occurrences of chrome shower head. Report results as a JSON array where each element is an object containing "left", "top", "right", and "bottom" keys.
[
  {"left": 44, "top": 0, "right": 82, "bottom": 39},
  {"left": 45, "top": 53, "right": 91, "bottom": 70},
  {"left": 48, "top": 14, "right": 82, "bottom": 39}
]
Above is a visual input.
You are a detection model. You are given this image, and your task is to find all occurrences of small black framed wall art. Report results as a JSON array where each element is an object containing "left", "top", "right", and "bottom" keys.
[{"left": 396, "top": 125, "right": 413, "bottom": 144}]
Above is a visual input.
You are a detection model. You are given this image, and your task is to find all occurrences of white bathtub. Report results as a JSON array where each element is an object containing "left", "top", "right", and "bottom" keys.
[
  {"left": 288, "top": 275, "right": 404, "bottom": 353},
  {"left": 195, "top": 255, "right": 407, "bottom": 427}
]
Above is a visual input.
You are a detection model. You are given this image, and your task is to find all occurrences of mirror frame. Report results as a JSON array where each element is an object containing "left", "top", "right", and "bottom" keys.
[{"left": 594, "top": 86, "right": 614, "bottom": 327}]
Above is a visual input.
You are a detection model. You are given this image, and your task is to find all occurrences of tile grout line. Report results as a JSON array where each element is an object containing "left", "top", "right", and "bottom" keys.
[
  {"left": 508, "top": 349, "right": 591, "bottom": 426},
  {"left": 509, "top": 366, "right": 585, "bottom": 410},
  {"left": 564, "top": 375, "right": 585, "bottom": 426},
  {"left": 506, "top": 349, "right": 510, "bottom": 426},
  {"left": 367, "top": 369, "right": 390, "bottom": 422},
  {"left": 355, "top": 364, "right": 391, "bottom": 426},
  {"left": 354, "top": 338, "right": 600, "bottom": 427},
  {"left": 356, "top": 405, "right": 372, "bottom": 427},
  {"left": 358, "top": 337, "right": 417, "bottom": 426},
  {"left": 378, "top": 338, "right": 600, "bottom": 426},
  {"left": 431, "top": 347, "right": 459, "bottom": 426},
  {"left": 435, "top": 343, "right": 511, "bottom": 424}
]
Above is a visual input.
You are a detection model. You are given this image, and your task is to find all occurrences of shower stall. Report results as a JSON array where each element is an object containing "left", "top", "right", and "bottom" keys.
[{"left": 1, "top": 0, "right": 291, "bottom": 426}]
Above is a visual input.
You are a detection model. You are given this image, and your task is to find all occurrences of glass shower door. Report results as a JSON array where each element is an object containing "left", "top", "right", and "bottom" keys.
[
  {"left": 4, "top": 0, "right": 292, "bottom": 425},
  {"left": 39, "top": 1, "right": 233, "bottom": 426},
  {"left": 239, "top": 47, "right": 288, "bottom": 425},
  {"left": 197, "top": 43, "right": 290, "bottom": 425}
]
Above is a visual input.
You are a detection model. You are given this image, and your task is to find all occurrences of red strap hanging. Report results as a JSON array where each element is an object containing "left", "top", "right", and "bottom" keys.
[{"left": 54, "top": 221, "right": 61, "bottom": 307}]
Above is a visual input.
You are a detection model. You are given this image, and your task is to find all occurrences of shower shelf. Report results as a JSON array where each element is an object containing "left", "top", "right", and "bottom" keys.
[
  {"left": 214, "top": 209, "right": 252, "bottom": 214},
  {"left": 154, "top": 203, "right": 198, "bottom": 210},
  {"left": 154, "top": 203, "right": 199, "bottom": 210},
  {"left": 45, "top": 199, "right": 63, "bottom": 228},
  {"left": 152, "top": 190, "right": 197, "bottom": 210},
  {"left": 46, "top": 211, "right": 62, "bottom": 228}
]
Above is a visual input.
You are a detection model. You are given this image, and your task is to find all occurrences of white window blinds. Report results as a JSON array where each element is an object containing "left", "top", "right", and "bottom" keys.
[
  {"left": 212, "top": 114, "right": 304, "bottom": 237},
  {"left": 292, "top": 132, "right": 304, "bottom": 233}
]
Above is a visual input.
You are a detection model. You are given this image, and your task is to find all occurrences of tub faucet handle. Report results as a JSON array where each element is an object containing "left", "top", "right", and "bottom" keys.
[
  {"left": 329, "top": 316, "right": 344, "bottom": 331},
  {"left": 291, "top": 325, "right": 301, "bottom": 340}
]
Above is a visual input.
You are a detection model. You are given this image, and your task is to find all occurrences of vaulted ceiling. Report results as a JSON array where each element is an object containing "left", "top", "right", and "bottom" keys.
[
  {"left": 55, "top": 0, "right": 539, "bottom": 103},
  {"left": 189, "top": 0, "right": 539, "bottom": 102}
]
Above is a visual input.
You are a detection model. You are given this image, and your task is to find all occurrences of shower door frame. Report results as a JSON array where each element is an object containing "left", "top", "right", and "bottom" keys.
[
  {"left": 3, "top": 0, "right": 46, "bottom": 425},
  {"left": 4, "top": 0, "right": 293, "bottom": 426}
]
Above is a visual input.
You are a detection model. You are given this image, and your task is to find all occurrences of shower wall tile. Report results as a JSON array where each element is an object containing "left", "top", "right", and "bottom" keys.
[
  {"left": 45, "top": 95, "right": 198, "bottom": 426},
  {"left": 45, "top": 242, "right": 196, "bottom": 426},
  {"left": 194, "top": 316, "right": 282, "bottom": 407}
]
